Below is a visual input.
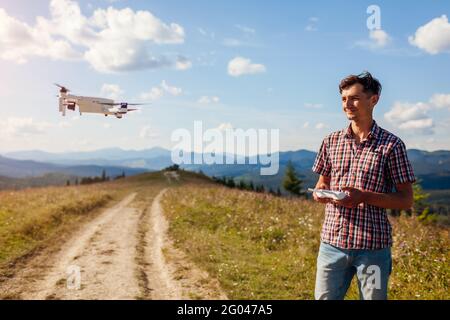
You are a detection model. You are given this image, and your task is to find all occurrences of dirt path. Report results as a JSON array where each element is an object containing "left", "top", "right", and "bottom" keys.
[{"left": 0, "top": 188, "right": 227, "bottom": 300}]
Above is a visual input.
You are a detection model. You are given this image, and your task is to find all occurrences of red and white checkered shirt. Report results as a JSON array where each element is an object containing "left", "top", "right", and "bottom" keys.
[{"left": 312, "top": 120, "right": 416, "bottom": 249}]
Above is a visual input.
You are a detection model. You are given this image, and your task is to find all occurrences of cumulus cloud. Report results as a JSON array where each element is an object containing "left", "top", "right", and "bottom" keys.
[
  {"left": 198, "top": 96, "right": 220, "bottom": 104},
  {"left": 409, "top": 15, "right": 450, "bottom": 54},
  {"left": 139, "top": 80, "right": 182, "bottom": 101},
  {"left": 355, "top": 29, "right": 391, "bottom": 50},
  {"left": 369, "top": 29, "right": 391, "bottom": 47},
  {"left": 384, "top": 93, "right": 450, "bottom": 134},
  {"left": 227, "top": 56, "right": 266, "bottom": 77},
  {"left": 140, "top": 87, "right": 163, "bottom": 101},
  {"left": 0, "top": 0, "right": 190, "bottom": 72},
  {"left": 384, "top": 101, "right": 434, "bottom": 133},
  {"left": 430, "top": 93, "right": 450, "bottom": 109},
  {"left": 100, "top": 84, "right": 124, "bottom": 100},
  {"left": 0, "top": 8, "right": 80, "bottom": 64},
  {"left": 0, "top": 117, "right": 52, "bottom": 137},
  {"left": 160, "top": 80, "right": 182, "bottom": 96}
]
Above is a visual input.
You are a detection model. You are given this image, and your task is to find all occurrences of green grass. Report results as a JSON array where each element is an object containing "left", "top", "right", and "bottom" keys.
[
  {"left": 0, "top": 170, "right": 194, "bottom": 274},
  {"left": 162, "top": 183, "right": 450, "bottom": 300},
  {"left": 0, "top": 180, "right": 132, "bottom": 268}
]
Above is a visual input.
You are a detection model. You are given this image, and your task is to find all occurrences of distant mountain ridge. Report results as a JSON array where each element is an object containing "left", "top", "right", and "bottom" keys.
[
  {"left": 0, "top": 155, "right": 148, "bottom": 179},
  {"left": 2, "top": 147, "right": 450, "bottom": 190}
]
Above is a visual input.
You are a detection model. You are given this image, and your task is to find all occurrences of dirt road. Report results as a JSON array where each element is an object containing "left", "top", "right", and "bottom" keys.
[{"left": 0, "top": 188, "right": 227, "bottom": 300}]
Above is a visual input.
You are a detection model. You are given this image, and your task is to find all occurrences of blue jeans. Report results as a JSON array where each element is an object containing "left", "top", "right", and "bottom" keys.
[{"left": 315, "top": 242, "right": 392, "bottom": 300}]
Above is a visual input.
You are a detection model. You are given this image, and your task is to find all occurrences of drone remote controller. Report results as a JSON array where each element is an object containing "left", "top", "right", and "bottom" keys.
[{"left": 307, "top": 188, "right": 348, "bottom": 200}]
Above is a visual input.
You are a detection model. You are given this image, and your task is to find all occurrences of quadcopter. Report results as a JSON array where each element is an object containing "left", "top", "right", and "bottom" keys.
[{"left": 55, "top": 84, "right": 147, "bottom": 119}]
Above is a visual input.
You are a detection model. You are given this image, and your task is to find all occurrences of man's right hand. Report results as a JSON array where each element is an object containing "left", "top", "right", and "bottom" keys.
[{"left": 313, "top": 175, "right": 332, "bottom": 204}]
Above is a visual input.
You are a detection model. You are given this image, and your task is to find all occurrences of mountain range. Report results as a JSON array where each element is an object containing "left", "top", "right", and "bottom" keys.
[{"left": 2, "top": 147, "right": 450, "bottom": 190}]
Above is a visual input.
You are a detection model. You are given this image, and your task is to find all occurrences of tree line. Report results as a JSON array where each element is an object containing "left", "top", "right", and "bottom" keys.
[
  {"left": 211, "top": 161, "right": 305, "bottom": 198},
  {"left": 66, "top": 169, "right": 126, "bottom": 186}
]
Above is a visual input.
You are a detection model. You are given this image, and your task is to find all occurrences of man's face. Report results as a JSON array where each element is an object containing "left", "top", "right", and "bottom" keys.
[{"left": 341, "top": 83, "right": 378, "bottom": 121}]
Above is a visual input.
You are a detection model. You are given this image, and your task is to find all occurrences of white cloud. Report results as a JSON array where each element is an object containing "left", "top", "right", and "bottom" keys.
[
  {"left": 140, "top": 126, "right": 159, "bottom": 139},
  {"left": 100, "top": 84, "right": 124, "bottom": 100},
  {"left": 175, "top": 56, "right": 192, "bottom": 70},
  {"left": 198, "top": 96, "right": 220, "bottom": 104},
  {"left": 303, "top": 122, "right": 310, "bottom": 128},
  {"left": 369, "top": 29, "right": 390, "bottom": 47},
  {"left": 197, "top": 27, "right": 215, "bottom": 40},
  {"left": 409, "top": 15, "right": 450, "bottom": 54},
  {"left": 315, "top": 123, "right": 327, "bottom": 130},
  {"left": 140, "top": 87, "right": 164, "bottom": 101},
  {"left": 384, "top": 101, "right": 434, "bottom": 133},
  {"left": 0, "top": 0, "right": 188, "bottom": 73},
  {"left": 139, "top": 80, "right": 182, "bottom": 101},
  {"left": 103, "top": 123, "right": 112, "bottom": 129},
  {"left": 227, "top": 56, "right": 266, "bottom": 77},
  {"left": 430, "top": 93, "right": 450, "bottom": 109},
  {"left": 0, "top": 117, "right": 52, "bottom": 137},
  {"left": 398, "top": 118, "right": 434, "bottom": 130},
  {"left": 384, "top": 93, "right": 450, "bottom": 134},
  {"left": 161, "top": 80, "right": 182, "bottom": 96},
  {"left": 235, "top": 24, "right": 255, "bottom": 34},
  {"left": 355, "top": 29, "right": 391, "bottom": 50},
  {"left": 0, "top": 8, "right": 80, "bottom": 64}
]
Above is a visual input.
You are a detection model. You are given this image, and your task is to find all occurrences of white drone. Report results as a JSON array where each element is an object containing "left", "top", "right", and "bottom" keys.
[{"left": 55, "top": 84, "right": 148, "bottom": 119}]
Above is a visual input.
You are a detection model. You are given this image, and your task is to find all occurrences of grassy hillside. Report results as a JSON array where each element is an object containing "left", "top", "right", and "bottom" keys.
[
  {"left": 0, "top": 179, "right": 140, "bottom": 272},
  {"left": 0, "top": 170, "right": 448, "bottom": 299},
  {"left": 161, "top": 183, "right": 449, "bottom": 300},
  {"left": 0, "top": 170, "right": 207, "bottom": 276}
]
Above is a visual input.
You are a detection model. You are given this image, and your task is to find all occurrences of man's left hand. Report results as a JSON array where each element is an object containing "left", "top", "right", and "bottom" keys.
[{"left": 332, "top": 186, "right": 366, "bottom": 208}]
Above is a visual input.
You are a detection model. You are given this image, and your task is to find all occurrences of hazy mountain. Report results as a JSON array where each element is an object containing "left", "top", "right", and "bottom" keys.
[
  {"left": 0, "top": 155, "right": 148, "bottom": 179},
  {"left": 2, "top": 148, "right": 450, "bottom": 190},
  {"left": 4, "top": 147, "right": 171, "bottom": 164}
]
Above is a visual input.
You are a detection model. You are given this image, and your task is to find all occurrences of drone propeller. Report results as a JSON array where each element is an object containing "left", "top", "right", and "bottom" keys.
[{"left": 54, "top": 83, "right": 70, "bottom": 92}]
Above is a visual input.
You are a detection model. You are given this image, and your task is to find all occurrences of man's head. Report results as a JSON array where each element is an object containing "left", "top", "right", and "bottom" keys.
[{"left": 339, "top": 71, "right": 382, "bottom": 122}]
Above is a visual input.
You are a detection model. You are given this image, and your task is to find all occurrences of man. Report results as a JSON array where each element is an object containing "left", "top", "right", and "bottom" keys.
[{"left": 311, "top": 71, "right": 416, "bottom": 300}]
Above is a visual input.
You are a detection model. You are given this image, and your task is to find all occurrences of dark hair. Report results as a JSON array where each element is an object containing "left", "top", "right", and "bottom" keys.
[{"left": 339, "top": 71, "right": 382, "bottom": 96}]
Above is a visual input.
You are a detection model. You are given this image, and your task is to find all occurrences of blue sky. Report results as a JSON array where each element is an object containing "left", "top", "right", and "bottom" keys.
[{"left": 0, "top": 0, "right": 449, "bottom": 154}]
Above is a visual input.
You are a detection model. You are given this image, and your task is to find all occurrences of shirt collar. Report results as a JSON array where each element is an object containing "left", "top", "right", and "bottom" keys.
[{"left": 344, "top": 120, "right": 380, "bottom": 141}]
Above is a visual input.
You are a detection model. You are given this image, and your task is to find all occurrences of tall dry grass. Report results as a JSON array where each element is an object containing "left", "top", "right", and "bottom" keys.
[{"left": 162, "top": 183, "right": 449, "bottom": 300}]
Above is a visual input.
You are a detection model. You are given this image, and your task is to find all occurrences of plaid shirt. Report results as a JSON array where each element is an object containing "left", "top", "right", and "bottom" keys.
[{"left": 312, "top": 120, "right": 416, "bottom": 249}]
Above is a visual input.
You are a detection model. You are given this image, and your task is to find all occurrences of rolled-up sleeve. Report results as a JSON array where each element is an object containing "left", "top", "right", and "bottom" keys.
[
  {"left": 312, "top": 138, "right": 331, "bottom": 177},
  {"left": 386, "top": 140, "right": 416, "bottom": 185}
]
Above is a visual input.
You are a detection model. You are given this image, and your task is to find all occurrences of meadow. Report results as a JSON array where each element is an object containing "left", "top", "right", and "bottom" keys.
[
  {"left": 0, "top": 181, "right": 132, "bottom": 271},
  {"left": 0, "top": 170, "right": 447, "bottom": 300},
  {"left": 162, "top": 182, "right": 449, "bottom": 300}
]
